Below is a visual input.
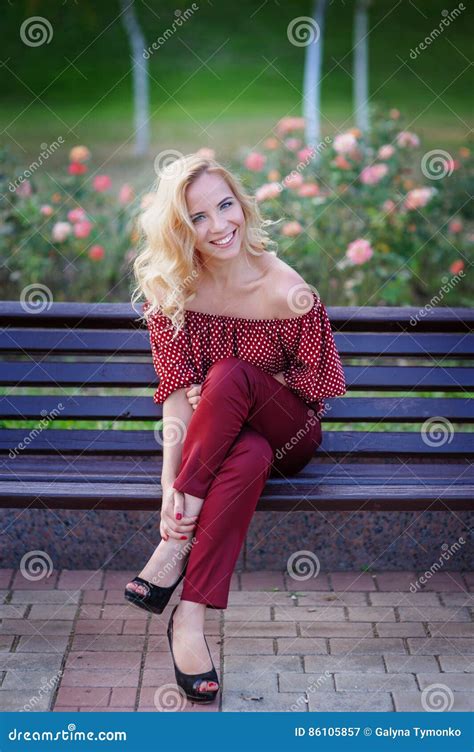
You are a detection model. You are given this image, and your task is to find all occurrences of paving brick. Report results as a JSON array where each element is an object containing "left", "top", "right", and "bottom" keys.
[
  {"left": 105, "top": 589, "right": 131, "bottom": 604},
  {"left": 65, "top": 652, "right": 142, "bottom": 670},
  {"left": 0, "top": 619, "right": 73, "bottom": 635},
  {"left": 223, "top": 671, "right": 277, "bottom": 693},
  {"left": 0, "top": 688, "right": 52, "bottom": 711},
  {"left": 224, "top": 654, "right": 301, "bottom": 674},
  {"left": 99, "top": 605, "right": 150, "bottom": 620},
  {"left": 347, "top": 607, "right": 396, "bottom": 622},
  {"left": 417, "top": 673, "right": 473, "bottom": 691},
  {"left": 0, "top": 570, "right": 13, "bottom": 588},
  {"left": 335, "top": 672, "right": 416, "bottom": 691},
  {"left": 141, "top": 669, "right": 174, "bottom": 687},
  {"left": 399, "top": 606, "right": 470, "bottom": 622},
  {"left": 376, "top": 622, "right": 425, "bottom": 638},
  {"left": 0, "top": 636, "right": 15, "bottom": 651},
  {"left": 11, "top": 571, "right": 59, "bottom": 590},
  {"left": 285, "top": 574, "right": 331, "bottom": 591},
  {"left": 28, "top": 605, "right": 77, "bottom": 620},
  {"left": 370, "top": 591, "right": 440, "bottom": 607},
  {"left": 307, "top": 691, "right": 393, "bottom": 712},
  {"left": 0, "top": 653, "right": 63, "bottom": 672},
  {"left": 407, "top": 638, "right": 474, "bottom": 655},
  {"left": 273, "top": 606, "right": 346, "bottom": 622},
  {"left": 384, "top": 655, "right": 438, "bottom": 673},
  {"left": 0, "top": 605, "right": 27, "bottom": 618},
  {"left": 222, "top": 606, "right": 271, "bottom": 621},
  {"left": 440, "top": 592, "right": 473, "bottom": 607},
  {"left": 438, "top": 655, "right": 474, "bottom": 672},
  {"left": 428, "top": 622, "right": 474, "bottom": 637},
  {"left": 464, "top": 572, "right": 474, "bottom": 589},
  {"left": 2, "top": 670, "right": 62, "bottom": 691},
  {"left": 16, "top": 635, "right": 69, "bottom": 652},
  {"left": 59, "top": 669, "right": 140, "bottom": 687},
  {"left": 82, "top": 590, "right": 105, "bottom": 604},
  {"left": 10, "top": 590, "right": 79, "bottom": 604},
  {"left": 224, "top": 621, "right": 297, "bottom": 638},
  {"left": 77, "top": 605, "right": 104, "bottom": 619},
  {"left": 276, "top": 638, "right": 327, "bottom": 655},
  {"left": 329, "top": 638, "right": 406, "bottom": 655},
  {"left": 149, "top": 617, "right": 219, "bottom": 636},
  {"left": 375, "top": 572, "right": 417, "bottom": 591},
  {"left": 224, "top": 637, "right": 274, "bottom": 655},
  {"left": 279, "top": 671, "right": 334, "bottom": 692},
  {"left": 71, "top": 635, "right": 145, "bottom": 652},
  {"left": 392, "top": 690, "right": 472, "bottom": 712},
  {"left": 75, "top": 619, "right": 124, "bottom": 635},
  {"left": 329, "top": 572, "right": 377, "bottom": 591},
  {"left": 297, "top": 591, "right": 367, "bottom": 606},
  {"left": 300, "top": 622, "right": 372, "bottom": 638},
  {"left": 240, "top": 572, "right": 286, "bottom": 591},
  {"left": 57, "top": 569, "right": 103, "bottom": 590},
  {"left": 109, "top": 686, "right": 137, "bottom": 707},
  {"left": 227, "top": 591, "right": 293, "bottom": 606},
  {"left": 122, "top": 619, "right": 148, "bottom": 635},
  {"left": 415, "top": 572, "right": 465, "bottom": 592},
  {"left": 222, "top": 690, "right": 302, "bottom": 712},
  {"left": 55, "top": 686, "right": 111, "bottom": 707},
  {"left": 101, "top": 571, "right": 138, "bottom": 590},
  {"left": 305, "top": 655, "right": 385, "bottom": 673}
]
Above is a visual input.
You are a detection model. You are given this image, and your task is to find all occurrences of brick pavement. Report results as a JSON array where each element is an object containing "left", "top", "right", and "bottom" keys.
[{"left": 0, "top": 569, "right": 472, "bottom": 712}]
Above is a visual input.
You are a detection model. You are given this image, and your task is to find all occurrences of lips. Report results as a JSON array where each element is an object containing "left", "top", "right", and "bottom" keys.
[{"left": 209, "top": 228, "right": 237, "bottom": 247}]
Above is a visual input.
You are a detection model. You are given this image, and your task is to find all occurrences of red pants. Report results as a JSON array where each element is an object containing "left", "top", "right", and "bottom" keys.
[{"left": 172, "top": 357, "right": 322, "bottom": 609}]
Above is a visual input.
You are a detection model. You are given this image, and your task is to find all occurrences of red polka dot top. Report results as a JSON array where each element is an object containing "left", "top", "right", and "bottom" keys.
[{"left": 143, "top": 291, "right": 346, "bottom": 414}]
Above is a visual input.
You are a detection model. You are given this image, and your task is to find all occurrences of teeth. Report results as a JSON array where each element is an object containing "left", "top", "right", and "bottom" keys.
[{"left": 212, "top": 231, "right": 234, "bottom": 245}]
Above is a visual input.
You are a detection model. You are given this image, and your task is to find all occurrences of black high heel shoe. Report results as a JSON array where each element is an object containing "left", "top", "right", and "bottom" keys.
[
  {"left": 124, "top": 562, "right": 188, "bottom": 615},
  {"left": 167, "top": 604, "right": 219, "bottom": 704}
]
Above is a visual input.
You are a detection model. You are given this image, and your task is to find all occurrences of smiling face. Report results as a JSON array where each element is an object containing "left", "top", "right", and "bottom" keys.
[{"left": 186, "top": 170, "right": 245, "bottom": 261}]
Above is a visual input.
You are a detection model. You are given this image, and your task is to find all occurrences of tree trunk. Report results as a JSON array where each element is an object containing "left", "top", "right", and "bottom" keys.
[
  {"left": 353, "top": 0, "right": 371, "bottom": 134},
  {"left": 120, "top": 0, "right": 150, "bottom": 156},
  {"left": 303, "top": 0, "right": 328, "bottom": 153}
]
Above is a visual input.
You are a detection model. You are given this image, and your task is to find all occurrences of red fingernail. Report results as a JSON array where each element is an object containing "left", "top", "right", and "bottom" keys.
[
  {"left": 180, "top": 535, "right": 187, "bottom": 540},
  {"left": 176, "top": 513, "right": 182, "bottom": 520}
]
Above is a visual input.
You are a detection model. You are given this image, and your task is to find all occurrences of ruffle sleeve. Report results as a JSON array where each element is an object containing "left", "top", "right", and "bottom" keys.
[
  {"left": 143, "top": 301, "right": 199, "bottom": 404},
  {"left": 281, "top": 298, "right": 346, "bottom": 405}
]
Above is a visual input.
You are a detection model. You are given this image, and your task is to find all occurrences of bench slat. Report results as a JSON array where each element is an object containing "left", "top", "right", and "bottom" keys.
[
  {"left": 1, "top": 362, "right": 472, "bottom": 390},
  {"left": 2, "top": 329, "right": 474, "bottom": 357},
  {"left": 1, "top": 396, "right": 473, "bottom": 422},
  {"left": 1, "top": 429, "right": 472, "bottom": 456}
]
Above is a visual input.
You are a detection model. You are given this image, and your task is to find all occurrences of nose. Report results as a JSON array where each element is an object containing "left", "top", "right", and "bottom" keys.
[{"left": 208, "top": 212, "right": 228, "bottom": 235}]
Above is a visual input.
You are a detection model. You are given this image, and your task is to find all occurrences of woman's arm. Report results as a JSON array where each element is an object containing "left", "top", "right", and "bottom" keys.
[{"left": 160, "top": 388, "right": 194, "bottom": 487}]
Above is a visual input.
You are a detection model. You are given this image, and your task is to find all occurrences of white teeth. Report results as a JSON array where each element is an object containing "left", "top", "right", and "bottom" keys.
[{"left": 211, "top": 231, "right": 234, "bottom": 245}]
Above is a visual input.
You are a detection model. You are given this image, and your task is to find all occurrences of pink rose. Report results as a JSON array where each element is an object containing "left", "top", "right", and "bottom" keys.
[
  {"left": 276, "top": 117, "right": 305, "bottom": 135},
  {"left": 244, "top": 152, "right": 266, "bottom": 171},
  {"left": 195, "top": 147, "right": 215, "bottom": 159},
  {"left": 16, "top": 180, "right": 32, "bottom": 197},
  {"left": 334, "top": 155, "right": 351, "bottom": 170},
  {"left": 297, "top": 146, "right": 315, "bottom": 163},
  {"left": 92, "top": 174, "right": 112, "bottom": 192},
  {"left": 390, "top": 108, "right": 400, "bottom": 119},
  {"left": 283, "top": 172, "right": 304, "bottom": 190},
  {"left": 378, "top": 144, "right": 395, "bottom": 160},
  {"left": 67, "top": 208, "right": 87, "bottom": 223},
  {"left": 88, "top": 244, "right": 105, "bottom": 261},
  {"left": 52, "top": 221, "right": 72, "bottom": 243},
  {"left": 404, "top": 187, "right": 433, "bottom": 210},
  {"left": 449, "top": 260, "right": 464, "bottom": 275},
  {"left": 298, "top": 182, "right": 319, "bottom": 197},
  {"left": 346, "top": 238, "right": 374, "bottom": 265},
  {"left": 255, "top": 182, "right": 281, "bottom": 202},
  {"left": 69, "top": 145, "right": 91, "bottom": 163},
  {"left": 40, "top": 205, "right": 53, "bottom": 217},
  {"left": 382, "top": 199, "right": 396, "bottom": 214},
  {"left": 73, "top": 220, "right": 93, "bottom": 239},
  {"left": 285, "top": 138, "right": 301, "bottom": 150},
  {"left": 360, "top": 164, "right": 388, "bottom": 185},
  {"left": 281, "top": 221, "right": 303, "bottom": 237},
  {"left": 68, "top": 162, "right": 87, "bottom": 176},
  {"left": 396, "top": 131, "right": 420, "bottom": 148},
  {"left": 448, "top": 219, "right": 463, "bottom": 234},
  {"left": 118, "top": 184, "right": 134, "bottom": 205},
  {"left": 333, "top": 132, "right": 357, "bottom": 154},
  {"left": 264, "top": 137, "right": 279, "bottom": 150}
]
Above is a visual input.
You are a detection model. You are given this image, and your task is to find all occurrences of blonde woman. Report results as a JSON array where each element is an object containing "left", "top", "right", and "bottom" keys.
[{"left": 125, "top": 153, "right": 346, "bottom": 704}]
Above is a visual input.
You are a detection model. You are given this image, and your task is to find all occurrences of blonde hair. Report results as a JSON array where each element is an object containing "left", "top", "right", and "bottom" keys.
[{"left": 131, "top": 153, "right": 278, "bottom": 336}]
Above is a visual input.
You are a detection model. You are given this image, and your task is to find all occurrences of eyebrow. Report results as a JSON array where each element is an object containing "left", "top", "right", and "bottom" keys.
[{"left": 189, "top": 195, "right": 233, "bottom": 219}]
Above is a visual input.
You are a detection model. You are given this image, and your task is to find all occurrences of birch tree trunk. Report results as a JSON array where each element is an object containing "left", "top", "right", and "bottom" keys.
[
  {"left": 303, "top": 0, "right": 328, "bottom": 152},
  {"left": 120, "top": 0, "right": 150, "bottom": 156},
  {"left": 353, "top": 0, "right": 371, "bottom": 134}
]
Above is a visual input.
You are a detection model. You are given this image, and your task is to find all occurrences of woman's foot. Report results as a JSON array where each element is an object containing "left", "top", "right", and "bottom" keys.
[
  {"left": 125, "top": 538, "right": 190, "bottom": 597},
  {"left": 171, "top": 600, "right": 219, "bottom": 694}
]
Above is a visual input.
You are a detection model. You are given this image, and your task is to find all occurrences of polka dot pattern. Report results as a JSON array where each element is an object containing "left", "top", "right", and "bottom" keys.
[{"left": 143, "top": 291, "right": 346, "bottom": 410}]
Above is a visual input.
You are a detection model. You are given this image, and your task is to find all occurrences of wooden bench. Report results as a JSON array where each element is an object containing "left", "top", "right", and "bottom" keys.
[{"left": 0, "top": 302, "right": 473, "bottom": 511}]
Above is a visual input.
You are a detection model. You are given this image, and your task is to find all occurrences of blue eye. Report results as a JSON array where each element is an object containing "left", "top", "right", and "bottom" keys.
[
  {"left": 192, "top": 214, "right": 204, "bottom": 223},
  {"left": 221, "top": 200, "right": 232, "bottom": 209},
  {"left": 191, "top": 200, "right": 233, "bottom": 223}
]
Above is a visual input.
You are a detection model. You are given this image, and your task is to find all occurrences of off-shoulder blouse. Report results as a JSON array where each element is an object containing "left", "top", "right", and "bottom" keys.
[{"left": 143, "top": 291, "right": 346, "bottom": 414}]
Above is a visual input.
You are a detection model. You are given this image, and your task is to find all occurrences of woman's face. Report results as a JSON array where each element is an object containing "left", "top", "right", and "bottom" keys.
[{"left": 186, "top": 171, "right": 245, "bottom": 260}]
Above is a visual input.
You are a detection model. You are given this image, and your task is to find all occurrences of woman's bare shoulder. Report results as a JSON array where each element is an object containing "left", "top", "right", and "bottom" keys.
[{"left": 266, "top": 258, "right": 313, "bottom": 318}]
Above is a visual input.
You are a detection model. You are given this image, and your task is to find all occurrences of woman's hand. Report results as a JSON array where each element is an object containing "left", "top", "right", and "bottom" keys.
[
  {"left": 186, "top": 383, "right": 202, "bottom": 410},
  {"left": 160, "top": 482, "right": 198, "bottom": 542}
]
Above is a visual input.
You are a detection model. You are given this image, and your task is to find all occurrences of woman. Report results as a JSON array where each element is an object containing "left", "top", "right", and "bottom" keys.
[{"left": 125, "top": 153, "right": 346, "bottom": 704}]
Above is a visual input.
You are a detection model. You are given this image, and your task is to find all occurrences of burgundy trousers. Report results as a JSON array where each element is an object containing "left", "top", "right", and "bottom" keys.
[{"left": 172, "top": 357, "right": 322, "bottom": 609}]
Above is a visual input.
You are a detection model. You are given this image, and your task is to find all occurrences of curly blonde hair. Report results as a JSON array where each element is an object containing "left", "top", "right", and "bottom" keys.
[{"left": 131, "top": 153, "right": 278, "bottom": 337}]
